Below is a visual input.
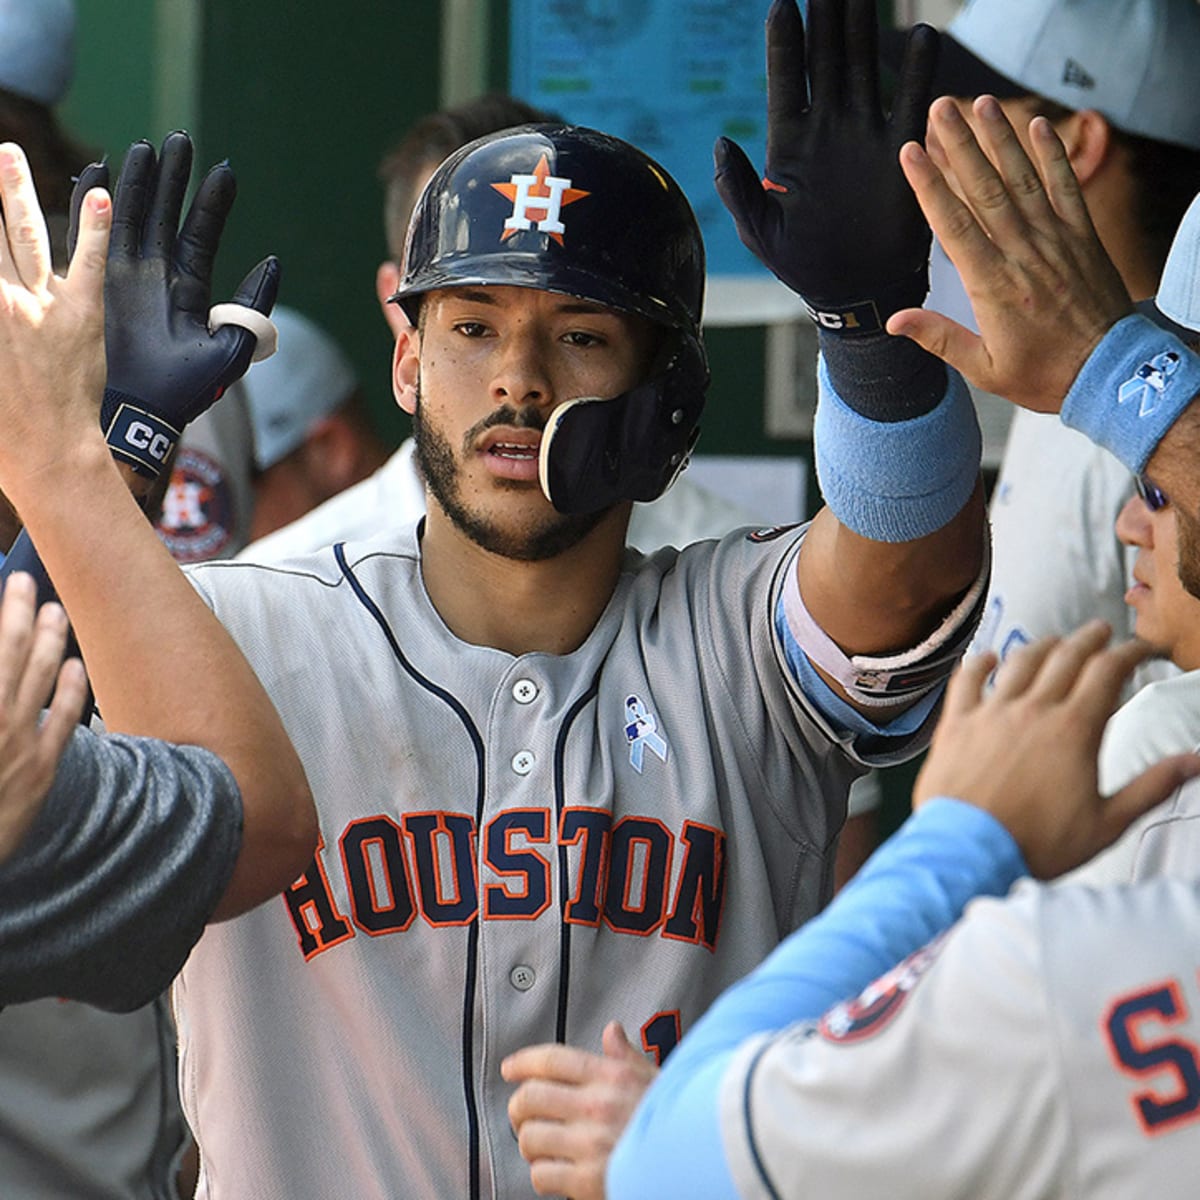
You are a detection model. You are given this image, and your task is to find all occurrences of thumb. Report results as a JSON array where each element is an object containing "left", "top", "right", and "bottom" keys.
[
  {"left": 887, "top": 307, "right": 982, "bottom": 377},
  {"left": 712, "top": 137, "right": 771, "bottom": 261},
  {"left": 1099, "top": 755, "right": 1200, "bottom": 849},
  {"left": 233, "top": 254, "right": 282, "bottom": 316},
  {"left": 601, "top": 1021, "right": 639, "bottom": 1062}
]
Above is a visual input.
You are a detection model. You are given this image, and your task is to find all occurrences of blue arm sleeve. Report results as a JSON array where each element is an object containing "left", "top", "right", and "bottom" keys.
[{"left": 606, "top": 798, "right": 1027, "bottom": 1200}]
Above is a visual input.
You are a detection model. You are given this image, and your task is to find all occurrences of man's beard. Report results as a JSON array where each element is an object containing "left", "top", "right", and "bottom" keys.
[
  {"left": 412, "top": 395, "right": 609, "bottom": 562},
  {"left": 1176, "top": 503, "right": 1200, "bottom": 602}
]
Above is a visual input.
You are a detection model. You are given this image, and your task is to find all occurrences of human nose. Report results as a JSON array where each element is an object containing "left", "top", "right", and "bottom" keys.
[
  {"left": 1115, "top": 492, "right": 1153, "bottom": 547},
  {"left": 490, "top": 328, "right": 555, "bottom": 410}
]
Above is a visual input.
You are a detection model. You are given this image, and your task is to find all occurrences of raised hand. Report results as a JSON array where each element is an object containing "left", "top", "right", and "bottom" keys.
[
  {"left": 68, "top": 131, "right": 280, "bottom": 479},
  {"left": 888, "top": 95, "right": 1132, "bottom": 411},
  {"left": 714, "top": 0, "right": 938, "bottom": 335},
  {"left": 914, "top": 620, "right": 1200, "bottom": 878}
]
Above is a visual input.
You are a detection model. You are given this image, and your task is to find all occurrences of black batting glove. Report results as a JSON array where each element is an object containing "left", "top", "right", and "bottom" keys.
[
  {"left": 67, "top": 132, "right": 280, "bottom": 478},
  {"left": 714, "top": 0, "right": 938, "bottom": 336}
]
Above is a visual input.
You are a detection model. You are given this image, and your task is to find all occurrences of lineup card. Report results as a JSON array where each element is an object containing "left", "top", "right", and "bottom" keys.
[{"left": 509, "top": 0, "right": 771, "bottom": 280}]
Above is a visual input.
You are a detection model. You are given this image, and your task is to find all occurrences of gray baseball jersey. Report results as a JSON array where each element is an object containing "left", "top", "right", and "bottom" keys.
[
  {"left": 721, "top": 877, "right": 1200, "bottom": 1199},
  {"left": 174, "top": 521, "right": 935, "bottom": 1199}
]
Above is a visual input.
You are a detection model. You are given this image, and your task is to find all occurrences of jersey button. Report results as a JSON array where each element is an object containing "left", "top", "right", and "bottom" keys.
[
  {"left": 510, "top": 965, "right": 536, "bottom": 991},
  {"left": 511, "top": 750, "right": 536, "bottom": 775},
  {"left": 512, "top": 679, "right": 539, "bottom": 704}
]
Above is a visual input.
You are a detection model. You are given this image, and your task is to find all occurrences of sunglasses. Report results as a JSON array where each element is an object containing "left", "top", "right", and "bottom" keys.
[{"left": 1136, "top": 475, "right": 1169, "bottom": 512}]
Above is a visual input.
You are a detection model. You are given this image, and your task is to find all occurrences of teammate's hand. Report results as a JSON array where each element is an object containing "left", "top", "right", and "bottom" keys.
[
  {"left": 0, "top": 573, "right": 89, "bottom": 864},
  {"left": 0, "top": 142, "right": 109, "bottom": 484},
  {"left": 887, "top": 95, "right": 1132, "bottom": 411},
  {"left": 502, "top": 1021, "right": 658, "bottom": 1199},
  {"left": 713, "top": 0, "right": 938, "bottom": 334},
  {"left": 913, "top": 620, "right": 1200, "bottom": 879},
  {"left": 68, "top": 132, "right": 281, "bottom": 478}
]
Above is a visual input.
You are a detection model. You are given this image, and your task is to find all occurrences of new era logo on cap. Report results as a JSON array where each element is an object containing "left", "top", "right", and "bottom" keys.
[{"left": 1061, "top": 58, "right": 1095, "bottom": 90}]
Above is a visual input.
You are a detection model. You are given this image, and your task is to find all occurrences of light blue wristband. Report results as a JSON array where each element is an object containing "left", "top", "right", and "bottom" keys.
[
  {"left": 1061, "top": 313, "right": 1200, "bottom": 472},
  {"left": 813, "top": 357, "right": 980, "bottom": 542}
]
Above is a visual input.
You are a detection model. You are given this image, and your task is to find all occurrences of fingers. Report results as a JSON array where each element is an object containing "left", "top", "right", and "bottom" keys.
[
  {"left": 712, "top": 137, "right": 772, "bottom": 260},
  {"left": 111, "top": 141, "right": 156, "bottom": 259},
  {"left": 144, "top": 131, "right": 193, "bottom": 259},
  {"left": 66, "top": 159, "right": 109, "bottom": 260},
  {"left": 38, "top": 657, "right": 88, "bottom": 759},
  {"left": 173, "top": 161, "right": 237, "bottom": 316},
  {"left": 1028, "top": 115, "right": 1095, "bottom": 234},
  {"left": 1023, "top": 619, "right": 1113, "bottom": 702},
  {"left": 843, "top": 0, "right": 882, "bottom": 116},
  {"left": 0, "top": 573, "right": 36, "bottom": 708},
  {"left": 890, "top": 24, "right": 939, "bottom": 136},
  {"left": 232, "top": 255, "right": 282, "bottom": 316},
  {"left": 765, "top": 0, "right": 810, "bottom": 121},
  {"left": 502, "top": 1042, "right": 595, "bottom": 1087},
  {"left": 601, "top": 1020, "right": 638, "bottom": 1061},
  {"left": 805, "top": 0, "right": 844, "bottom": 112},
  {"left": 886, "top": 305, "right": 983, "bottom": 377},
  {"left": 896, "top": 139, "right": 1003, "bottom": 288},
  {"left": 940, "top": 649, "right": 996, "bottom": 719},
  {"left": 0, "top": 144, "right": 52, "bottom": 291},
  {"left": 1100, "top": 754, "right": 1200, "bottom": 849},
  {"left": 64, "top": 186, "right": 111, "bottom": 298},
  {"left": 13, "top": 600, "right": 71, "bottom": 719}
]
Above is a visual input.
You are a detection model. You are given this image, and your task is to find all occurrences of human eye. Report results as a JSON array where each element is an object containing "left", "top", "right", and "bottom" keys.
[
  {"left": 452, "top": 320, "right": 491, "bottom": 338},
  {"left": 562, "top": 329, "right": 605, "bottom": 348}
]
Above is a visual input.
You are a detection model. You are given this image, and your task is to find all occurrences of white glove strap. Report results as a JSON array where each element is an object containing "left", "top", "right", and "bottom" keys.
[{"left": 208, "top": 303, "right": 279, "bottom": 362}]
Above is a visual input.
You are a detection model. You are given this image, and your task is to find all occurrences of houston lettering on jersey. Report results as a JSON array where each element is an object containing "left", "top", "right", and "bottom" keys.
[{"left": 283, "top": 808, "right": 727, "bottom": 960}]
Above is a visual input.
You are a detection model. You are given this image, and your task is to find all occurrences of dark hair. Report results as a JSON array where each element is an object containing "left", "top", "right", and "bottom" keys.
[
  {"left": 0, "top": 87, "right": 99, "bottom": 266},
  {"left": 378, "top": 92, "right": 560, "bottom": 261},
  {"left": 1031, "top": 96, "right": 1200, "bottom": 274}
]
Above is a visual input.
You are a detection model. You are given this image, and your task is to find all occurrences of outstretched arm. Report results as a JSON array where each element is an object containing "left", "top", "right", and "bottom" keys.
[
  {"left": 716, "top": 0, "right": 986, "bottom": 718},
  {"left": 0, "top": 143, "right": 314, "bottom": 918},
  {"left": 607, "top": 624, "right": 1200, "bottom": 1198}
]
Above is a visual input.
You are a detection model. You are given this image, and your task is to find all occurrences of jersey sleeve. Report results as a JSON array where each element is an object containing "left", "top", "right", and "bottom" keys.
[
  {"left": 606, "top": 799, "right": 1027, "bottom": 1200},
  {"left": 0, "top": 727, "right": 243, "bottom": 1012},
  {"left": 718, "top": 882, "right": 1067, "bottom": 1200}
]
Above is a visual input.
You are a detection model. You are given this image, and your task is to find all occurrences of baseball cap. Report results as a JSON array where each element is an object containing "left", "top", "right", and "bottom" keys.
[
  {"left": 0, "top": 0, "right": 75, "bottom": 106},
  {"left": 241, "top": 306, "right": 360, "bottom": 471},
  {"left": 883, "top": 0, "right": 1200, "bottom": 152},
  {"left": 1150, "top": 191, "right": 1200, "bottom": 335}
]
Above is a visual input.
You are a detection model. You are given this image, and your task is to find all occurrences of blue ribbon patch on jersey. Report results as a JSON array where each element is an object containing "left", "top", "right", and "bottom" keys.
[{"left": 624, "top": 694, "right": 668, "bottom": 774}]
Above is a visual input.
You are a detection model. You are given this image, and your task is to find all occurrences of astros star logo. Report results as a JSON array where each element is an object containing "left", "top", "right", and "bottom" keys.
[{"left": 492, "top": 155, "right": 589, "bottom": 245}]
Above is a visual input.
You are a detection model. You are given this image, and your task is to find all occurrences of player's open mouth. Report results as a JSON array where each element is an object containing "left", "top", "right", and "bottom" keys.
[{"left": 489, "top": 442, "right": 539, "bottom": 460}]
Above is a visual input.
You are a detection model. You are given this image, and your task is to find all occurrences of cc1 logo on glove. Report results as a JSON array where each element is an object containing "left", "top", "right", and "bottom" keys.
[{"left": 68, "top": 131, "right": 281, "bottom": 477}]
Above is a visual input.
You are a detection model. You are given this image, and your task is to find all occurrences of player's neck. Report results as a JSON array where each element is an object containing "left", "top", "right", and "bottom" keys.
[{"left": 418, "top": 506, "right": 629, "bottom": 655}]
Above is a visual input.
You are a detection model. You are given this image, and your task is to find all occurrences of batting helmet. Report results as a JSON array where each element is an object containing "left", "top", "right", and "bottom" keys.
[{"left": 392, "top": 124, "right": 710, "bottom": 514}]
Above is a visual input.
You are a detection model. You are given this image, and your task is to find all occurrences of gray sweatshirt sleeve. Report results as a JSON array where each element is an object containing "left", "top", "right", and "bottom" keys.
[{"left": 0, "top": 727, "right": 243, "bottom": 1011}]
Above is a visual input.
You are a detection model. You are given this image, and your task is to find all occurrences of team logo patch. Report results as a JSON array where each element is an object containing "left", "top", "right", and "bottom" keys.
[
  {"left": 818, "top": 934, "right": 948, "bottom": 1044},
  {"left": 1118, "top": 350, "right": 1181, "bottom": 417},
  {"left": 154, "top": 447, "right": 237, "bottom": 564},
  {"left": 624, "top": 694, "right": 668, "bottom": 773},
  {"left": 492, "top": 155, "right": 589, "bottom": 245}
]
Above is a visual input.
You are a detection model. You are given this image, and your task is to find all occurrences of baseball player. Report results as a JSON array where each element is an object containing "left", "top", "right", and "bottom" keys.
[{"left": 36, "top": 3, "right": 988, "bottom": 1197}]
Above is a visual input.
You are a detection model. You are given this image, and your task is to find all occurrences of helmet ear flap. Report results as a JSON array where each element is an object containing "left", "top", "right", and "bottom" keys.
[{"left": 538, "top": 336, "right": 708, "bottom": 514}]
